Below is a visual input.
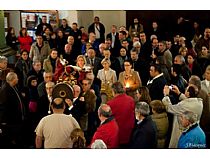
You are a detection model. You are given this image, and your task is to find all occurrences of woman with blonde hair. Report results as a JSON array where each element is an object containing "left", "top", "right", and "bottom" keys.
[
  {"left": 76, "top": 55, "right": 89, "bottom": 84},
  {"left": 76, "top": 55, "right": 87, "bottom": 69},
  {"left": 70, "top": 128, "right": 86, "bottom": 149},
  {"left": 97, "top": 58, "right": 117, "bottom": 104}
]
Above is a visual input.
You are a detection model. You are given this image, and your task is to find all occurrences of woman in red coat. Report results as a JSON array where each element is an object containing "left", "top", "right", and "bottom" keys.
[
  {"left": 18, "top": 28, "right": 33, "bottom": 52},
  {"left": 90, "top": 104, "right": 119, "bottom": 148}
]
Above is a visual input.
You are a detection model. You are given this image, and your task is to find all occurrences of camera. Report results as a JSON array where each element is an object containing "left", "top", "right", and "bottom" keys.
[{"left": 169, "top": 85, "right": 173, "bottom": 90}]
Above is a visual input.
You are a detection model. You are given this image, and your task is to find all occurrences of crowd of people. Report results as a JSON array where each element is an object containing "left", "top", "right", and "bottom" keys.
[{"left": 0, "top": 15, "right": 210, "bottom": 149}]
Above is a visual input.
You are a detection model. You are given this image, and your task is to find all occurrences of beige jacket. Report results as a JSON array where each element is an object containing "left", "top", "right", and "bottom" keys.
[{"left": 162, "top": 95, "right": 203, "bottom": 148}]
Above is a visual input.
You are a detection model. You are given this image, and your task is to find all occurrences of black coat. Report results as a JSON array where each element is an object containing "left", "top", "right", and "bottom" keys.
[
  {"left": 147, "top": 75, "right": 167, "bottom": 101},
  {"left": 86, "top": 57, "right": 102, "bottom": 77},
  {"left": 15, "top": 58, "right": 32, "bottom": 90},
  {"left": 37, "top": 94, "right": 51, "bottom": 121},
  {"left": 0, "top": 82, "right": 24, "bottom": 124},
  {"left": 130, "top": 116, "right": 157, "bottom": 149},
  {"left": 64, "top": 98, "right": 87, "bottom": 125},
  {"left": 27, "top": 68, "right": 44, "bottom": 86},
  {"left": 106, "top": 32, "right": 121, "bottom": 57},
  {"left": 109, "top": 56, "right": 122, "bottom": 79},
  {"left": 88, "top": 23, "right": 105, "bottom": 42},
  {"left": 181, "top": 64, "right": 191, "bottom": 82},
  {"left": 36, "top": 23, "right": 53, "bottom": 36}
]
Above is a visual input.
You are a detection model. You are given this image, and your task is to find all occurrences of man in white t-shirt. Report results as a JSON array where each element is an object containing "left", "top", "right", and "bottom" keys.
[{"left": 35, "top": 98, "right": 80, "bottom": 148}]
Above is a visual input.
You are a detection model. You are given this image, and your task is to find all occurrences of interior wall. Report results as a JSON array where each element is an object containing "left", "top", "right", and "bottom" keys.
[
  {"left": 58, "top": 10, "right": 78, "bottom": 25},
  {"left": 93, "top": 10, "right": 126, "bottom": 35},
  {"left": 4, "top": 10, "right": 21, "bottom": 35},
  {"left": 77, "top": 10, "right": 93, "bottom": 30}
]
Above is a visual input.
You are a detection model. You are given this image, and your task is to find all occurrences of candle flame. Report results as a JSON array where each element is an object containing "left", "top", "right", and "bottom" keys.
[{"left": 125, "top": 82, "right": 130, "bottom": 88}]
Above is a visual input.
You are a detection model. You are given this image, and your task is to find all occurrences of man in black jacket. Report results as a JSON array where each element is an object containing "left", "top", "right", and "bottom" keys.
[
  {"left": 0, "top": 72, "right": 25, "bottom": 148},
  {"left": 88, "top": 16, "right": 105, "bottom": 44},
  {"left": 36, "top": 15, "right": 53, "bottom": 36},
  {"left": 147, "top": 64, "right": 167, "bottom": 101},
  {"left": 130, "top": 102, "right": 157, "bottom": 148}
]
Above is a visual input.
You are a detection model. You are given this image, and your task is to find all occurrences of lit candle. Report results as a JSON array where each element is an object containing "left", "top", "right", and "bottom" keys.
[{"left": 125, "top": 82, "right": 130, "bottom": 88}]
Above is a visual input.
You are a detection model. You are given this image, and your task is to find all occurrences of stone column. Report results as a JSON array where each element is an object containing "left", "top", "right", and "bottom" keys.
[{"left": 0, "top": 10, "right": 6, "bottom": 48}]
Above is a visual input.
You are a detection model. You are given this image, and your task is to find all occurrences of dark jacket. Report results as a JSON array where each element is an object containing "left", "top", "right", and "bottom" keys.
[
  {"left": 64, "top": 97, "right": 87, "bottom": 126},
  {"left": 106, "top": 32, "right": 121, "bottom": 57},
  {"left": 86, "top": 56, "right": 102, "bottom": 77},
  {"left": 147, "top": 74, "right": 167, "bottom": 101},
  {"left": 36, "top": 23, "right": 53, "bottom": 36},
  {"left": 27, "top": 68, "right": 44, "bottom": 85},
  {"left": 188, "top": 61, "right": 203, "bottom": 80},
  {"left": 15, "top": 58, "right": 32, "bottom": 90},
  {"left": 88, "top": 22, "right": 105, "bottom": 42},
  {"left": 0, "top": 82, "right": 24, "bottom": 124},
  {"left": 130, "top": 116, "right": 157, "bottom": 149},
  {"left": 180, "top": 64, "right": 191, "bottom": 82}
]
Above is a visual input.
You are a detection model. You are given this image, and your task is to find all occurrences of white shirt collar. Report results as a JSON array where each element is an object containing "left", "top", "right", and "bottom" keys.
[
  {"left": 205, "top": 79, "right": 210, "bottom": 87},
  {"left": 147, "top": 73, "right": 163, "bottom": 85}
]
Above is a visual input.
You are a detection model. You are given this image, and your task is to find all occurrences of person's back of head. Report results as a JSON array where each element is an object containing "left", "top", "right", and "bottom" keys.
[
  {"left": 111, "top": 82, "right": 125, "bottom": 95},
  {"left": 98, "top": 104, "right": 112, "bottom": 118},
  {"left": 6, "top": 72, "right": 17, "bottom": 86},
  {"left": 189, "top": 75, "right": 201, "bottom": 91},
  {"left": 137, "top": 86, "right": 151, "bottom": 104},
  {"left": 91, "top": 139, "right": 107, "bottom": 149},
  {"left": 135, "top": 101, "right": 150, "bottom": 117},
  {"left": 187, "top": 85, "right": 198, "bottom": 98},
  {"left": 150, "top": 100, "right": 166, "bottom": 114},
  {"left": 172, "top": 64, "right": 182, "bottom": 76},
  {"left": 51, "top": 98, "right": 65, "bottom": 109},
  {"left": 70, "top": 128, "right": 86, "bottom": 149}
]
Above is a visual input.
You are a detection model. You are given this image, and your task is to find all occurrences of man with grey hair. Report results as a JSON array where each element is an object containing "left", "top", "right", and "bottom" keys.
[
  {"left": 37, "top": 81, "right": 55, "bottom": 120},
  {"left": 0, "top": 72, "right": 25, "bottom": 148},
  {"left": 35, "top": 98, "right": 80, "bottom": 148},
  {"left": 37, "top": 71, "right": 53, "bottom": 98},
  {"left": 91, "top": 139, "right": 107, "bottom": 149},
  {"left": 129, "top": 102, "right": 157, "bottom": 148},
  {"left": 0, "top": 56, "right": 10, "bottom": 89},
  {"left": 90, "top": 104, "right": 119, "bottom": 148},
  {"left": 174, "top": 55, "right": 191, "bottom": 81},
  {"left": 107, "top": 82, "right": 135, "bottom": 148},
  {"left": 177, "top": 111, "right": 206, "bottom": 148}
]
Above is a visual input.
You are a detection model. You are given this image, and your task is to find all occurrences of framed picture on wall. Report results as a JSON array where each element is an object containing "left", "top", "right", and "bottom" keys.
[{"left": 20, "top": 10, "right": 59, "bottom": 40}]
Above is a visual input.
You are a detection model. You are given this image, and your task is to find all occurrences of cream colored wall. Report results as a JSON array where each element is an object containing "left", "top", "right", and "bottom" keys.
[
  {"left": 93, "top": 10, "right": 126, "bottom": 35},
  {"left": 4, "top": 10, "right": 21, "bottom": 35},
  {"left": 58, "top": 10, "right": 78, "bottom": 25},
  {"left": 58, "top": 10, "right": 126, "bottom": 35},
  {"left": 77, "top": 10, "right": 93, "bottom": 30}
]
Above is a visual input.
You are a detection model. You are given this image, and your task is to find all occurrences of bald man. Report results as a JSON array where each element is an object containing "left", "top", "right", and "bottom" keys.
[
  {"left": 35, "top": 98, "right": 80, "bottom": 148},
  {"left": 90, "top": 104, "right": 119, "bottom": 148}
]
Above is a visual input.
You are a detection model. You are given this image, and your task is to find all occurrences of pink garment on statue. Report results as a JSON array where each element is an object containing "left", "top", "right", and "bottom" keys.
[{"left": 29, "top": 101, "right": 37, "bottom": 112}]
